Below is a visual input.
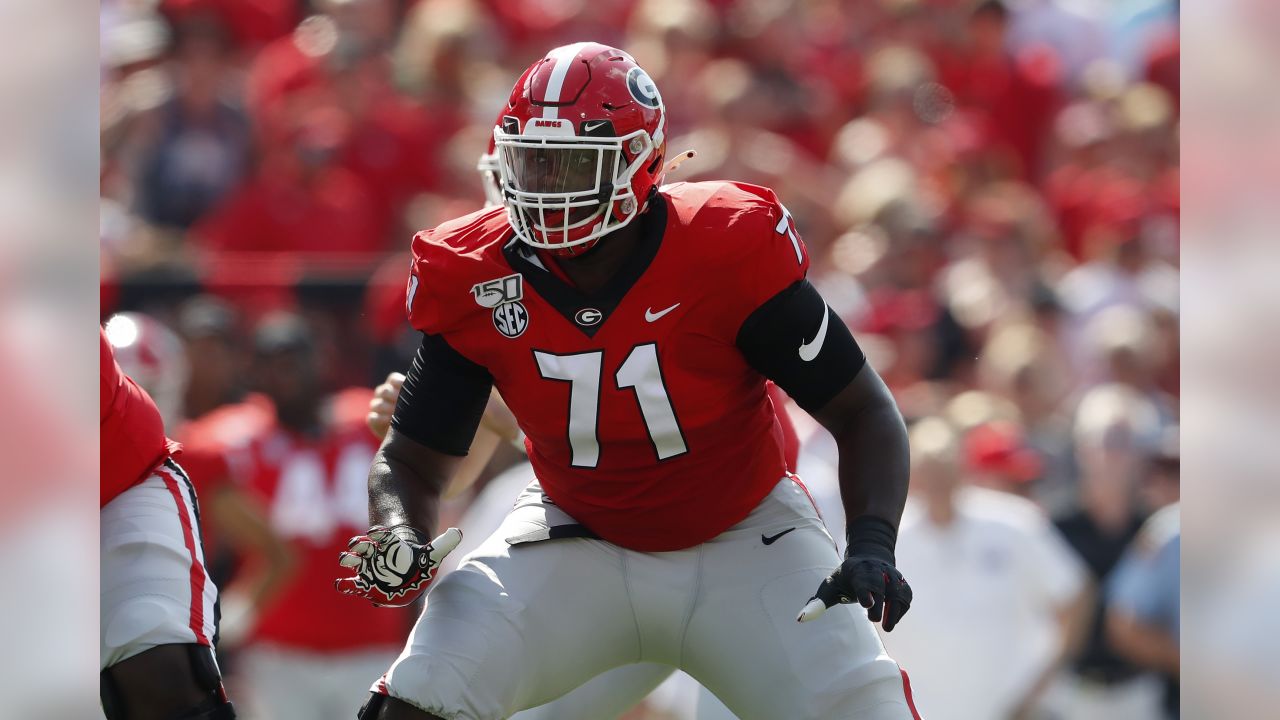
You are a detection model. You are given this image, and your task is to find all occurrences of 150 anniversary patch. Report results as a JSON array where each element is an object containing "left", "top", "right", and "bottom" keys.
[{"left": 472, "top": 273, "right": 529, "bottom": 338}]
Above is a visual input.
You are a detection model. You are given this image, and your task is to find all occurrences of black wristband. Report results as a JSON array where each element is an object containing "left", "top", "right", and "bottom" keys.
[{"left": 845, "top": 515, "right": 897, "bottom": 563}]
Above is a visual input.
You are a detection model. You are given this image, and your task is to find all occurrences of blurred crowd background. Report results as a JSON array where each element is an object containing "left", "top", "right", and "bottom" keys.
[{"left": 98, "top": 0, "right": 1180, "bottom": 718}]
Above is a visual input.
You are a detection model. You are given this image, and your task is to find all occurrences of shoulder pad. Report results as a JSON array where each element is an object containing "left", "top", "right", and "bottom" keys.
[
  {"left": 662, "top": 181, "right": 807, "bottom": 265},
  {"left": 662, "top": 181, "right": 810, "bottom": 313},
  {"left": 660, "top": 180, "right": 784, "bottom": 231},
  {"left": 408, "top": 207, "right": 513, "bottom": 335}
]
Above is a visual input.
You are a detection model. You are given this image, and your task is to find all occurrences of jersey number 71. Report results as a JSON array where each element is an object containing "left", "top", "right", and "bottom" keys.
[{"left": 534, "top": 344, "right": 687, "bottom": 468}]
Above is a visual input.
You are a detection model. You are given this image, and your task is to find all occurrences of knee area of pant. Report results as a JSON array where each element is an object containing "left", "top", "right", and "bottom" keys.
[
  {"left": 102, "top": 598, "right": 189, "bottom": 661},
  {"left": 384, "top": 656, "right": 506, "bottom": 720},
  {"left": 360, "top": 692, "right": 469, "bottom": 720}
]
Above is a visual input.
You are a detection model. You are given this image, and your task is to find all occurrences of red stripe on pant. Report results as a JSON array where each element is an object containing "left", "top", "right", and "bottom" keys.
[
  {"left": 159, "top": 466, "right": 211, "bottom": 646},
  {"left": 901, "top": 668, "right": 922, "bottom": 719},
  {"left": 787, "top": 472, "right": 824, "bottom": 522}
]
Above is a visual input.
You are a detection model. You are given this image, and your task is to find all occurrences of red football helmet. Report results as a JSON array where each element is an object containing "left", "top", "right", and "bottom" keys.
[{"left": 494, "top": 42, "right": 667, "bottom": 255}]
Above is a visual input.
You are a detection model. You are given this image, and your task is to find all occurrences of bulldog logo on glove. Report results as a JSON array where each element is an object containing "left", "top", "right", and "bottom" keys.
[{"left": 336, "top": 525, "right": 463, "bottom": 607}]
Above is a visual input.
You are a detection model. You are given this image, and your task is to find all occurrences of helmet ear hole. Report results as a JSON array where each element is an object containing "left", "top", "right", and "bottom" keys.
[{"left": 647, "top": 153, "right": 664, "bottom": 176}]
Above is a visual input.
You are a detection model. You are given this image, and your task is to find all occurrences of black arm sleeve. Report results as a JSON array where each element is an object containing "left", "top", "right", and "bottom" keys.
[
  {"left": 736, "top": 280, "right": 866, "bottom": 414},
  {"left": 389, "top": 333, "right": 494, "bottom": 456}
]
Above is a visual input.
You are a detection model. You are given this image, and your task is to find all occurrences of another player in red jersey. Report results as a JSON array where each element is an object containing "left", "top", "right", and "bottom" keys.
[
  {"left": 100, "top": 328, "right": 236, "bottom": 720},
  {"left": 106, "top": 311, "right": 301, "bottom": 653},
  {"left": 231, "top": 314, "right": 414, "bottom": 720},
  {"left": 339, "top": 44, "right": 919, "bottom": 720}
]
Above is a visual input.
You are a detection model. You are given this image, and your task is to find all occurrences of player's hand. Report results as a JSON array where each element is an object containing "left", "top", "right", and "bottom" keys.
[
  {"left": 335, "top": 525, "right": 461, "bottom": 607},
  {"left": 366, "top": 372, "right": 405, "bottom": 440},
  {"left": 797, "top": 551, "right": 912, "bottom": 631}
]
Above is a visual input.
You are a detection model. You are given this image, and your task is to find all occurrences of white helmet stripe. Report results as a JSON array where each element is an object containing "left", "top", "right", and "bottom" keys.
[{"left": 540, "top": 42, "right": 590, "bottom": 119}]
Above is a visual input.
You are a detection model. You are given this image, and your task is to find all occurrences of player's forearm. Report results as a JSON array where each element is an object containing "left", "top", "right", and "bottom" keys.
[
  {"left": 830, "top": 392, "right": 910, "bottom": 533},
  {"left": 1107, "top": 611, "right": 1180, "bottom": 675},
  {"left": 209, "top": 486, "right": 297, "bottom": 603},
  {"left": 238, "top": 538, "right": 297, "bottom": 609},
  {"left": 1014, "top": 589, "right": 1093, "bottom": 718},
  {"left": 368, "top": 442, "right": 452, "bottom": 535},
  {"left": 1008, "top": 585, "right": 1090, "bottom": 716},
  {"left": 1059, "top": 581, "right": 1095, "bottom": 661}
]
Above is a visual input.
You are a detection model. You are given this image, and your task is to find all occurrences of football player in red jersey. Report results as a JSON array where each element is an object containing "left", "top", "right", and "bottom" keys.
[
  {"left": 100, "top": 328, "right": 236, "bottom": 720},
  {"left": 230, "top": 313, "right": 417, "bottom": 720},
  {"left": 362, "top": 120, "right": 808, "bottom": 720},
  {"left": 360, "top": 128, "right": 736, "bottom": 719},
  {"left": 339, "top": 43, "right": 920, "bottom": 720},
  {"left": 105, "top": 311, "right": 297, "bottom": 651}
]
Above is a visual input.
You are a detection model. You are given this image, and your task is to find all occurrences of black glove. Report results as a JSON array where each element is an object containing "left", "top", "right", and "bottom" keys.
[{"left": 797, "top": 515, "right": 912, "bottom": 631}]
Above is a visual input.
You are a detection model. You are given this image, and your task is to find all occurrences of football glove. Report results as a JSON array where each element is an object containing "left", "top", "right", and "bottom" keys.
[
  {"left": 335, "top": 525, "right": 462, "bottom": 607},
  {"left": 797, "top": 516, "right": 912, "bottom": 631}
]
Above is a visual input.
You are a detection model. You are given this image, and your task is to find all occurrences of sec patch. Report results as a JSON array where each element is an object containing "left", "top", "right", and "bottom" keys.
[{"left": 493, "top": 301, "right": 530, "bottom": 338}]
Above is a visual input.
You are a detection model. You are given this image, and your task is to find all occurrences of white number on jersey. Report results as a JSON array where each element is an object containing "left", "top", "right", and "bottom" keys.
[
  {"left": 269, "top": 441, "right": 376, "bottom": 542},
  {"left": 616, "top": 343, "right": 687, "bottom": 460},
  {"left": 774, "top": 203, "right": 804, "bottom": 265},
  {"left": 535, "top": 344, "right": 687, "bottom": 468},
  {"left": 535, "top": 350, "right": 603, "bottom": 467},
  {"left": 270, "top": 450, "right": 331, "bottom": 543}
]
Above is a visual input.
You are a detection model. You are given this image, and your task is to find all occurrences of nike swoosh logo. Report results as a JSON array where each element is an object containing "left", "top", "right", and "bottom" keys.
[
  {"left": 645, "top": 303, "right": 680, "bottom": 322},
  {"left": 762, "top": 527, "right": 796, "bottom": 545},
  {"left": 583, "top": 120, "right": 609, "bottom": 133},
  {"left": 797, "top": 306, "right": 829, "bottom": 362}
]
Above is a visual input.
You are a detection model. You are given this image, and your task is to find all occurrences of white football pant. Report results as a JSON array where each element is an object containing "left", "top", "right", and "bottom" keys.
[{"left": 379, "top": 476, "right": 920, "bottom": 720}]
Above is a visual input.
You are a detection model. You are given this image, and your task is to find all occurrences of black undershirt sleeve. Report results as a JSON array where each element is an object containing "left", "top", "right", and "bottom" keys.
[
  {"left": 736, "top": 279, "right": 866, "bottom": 414},
  {"left": 389, "top": 333, "right": 494, "bottom": 456}
]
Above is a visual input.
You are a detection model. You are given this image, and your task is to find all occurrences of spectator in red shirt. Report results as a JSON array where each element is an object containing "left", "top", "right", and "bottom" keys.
[
  {"left": 232, "top": 313, "right": 411, "bottom": 720},
  {"left": 161, "top": 0, "right": 300, "bottom": 55},
  {"left": 193, "top": 106, "right": 382, "bottom": 256},
  {"left": 331, "top": 53, "right": 442, "bottom": 243},
  {"left": 939, "top": 0, "right": 1065, "bottom": 181}
]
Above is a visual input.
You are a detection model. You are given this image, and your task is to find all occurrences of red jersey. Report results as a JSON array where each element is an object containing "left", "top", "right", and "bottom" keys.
[
  {"left": 237, "top": 388, "right": 412, "bottom": 651},
  {"left": 408, "top": 181, "right": 810, "bottom": 551},
  {"left": 101, "top": 329, "right": 180, "bottom": 507},
  {"left": 178, "top": 395, "right": 276, "bottom": 492}
]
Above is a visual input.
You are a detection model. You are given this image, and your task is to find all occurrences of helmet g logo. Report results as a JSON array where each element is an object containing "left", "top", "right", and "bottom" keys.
[{"left": 626, "top": 67, "right": 662, "bottom": 109}]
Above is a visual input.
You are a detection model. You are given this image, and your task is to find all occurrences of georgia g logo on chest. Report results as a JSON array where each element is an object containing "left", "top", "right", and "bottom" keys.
[{"left": 472, "top": 273, "right": 529, "bottom": 339}]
